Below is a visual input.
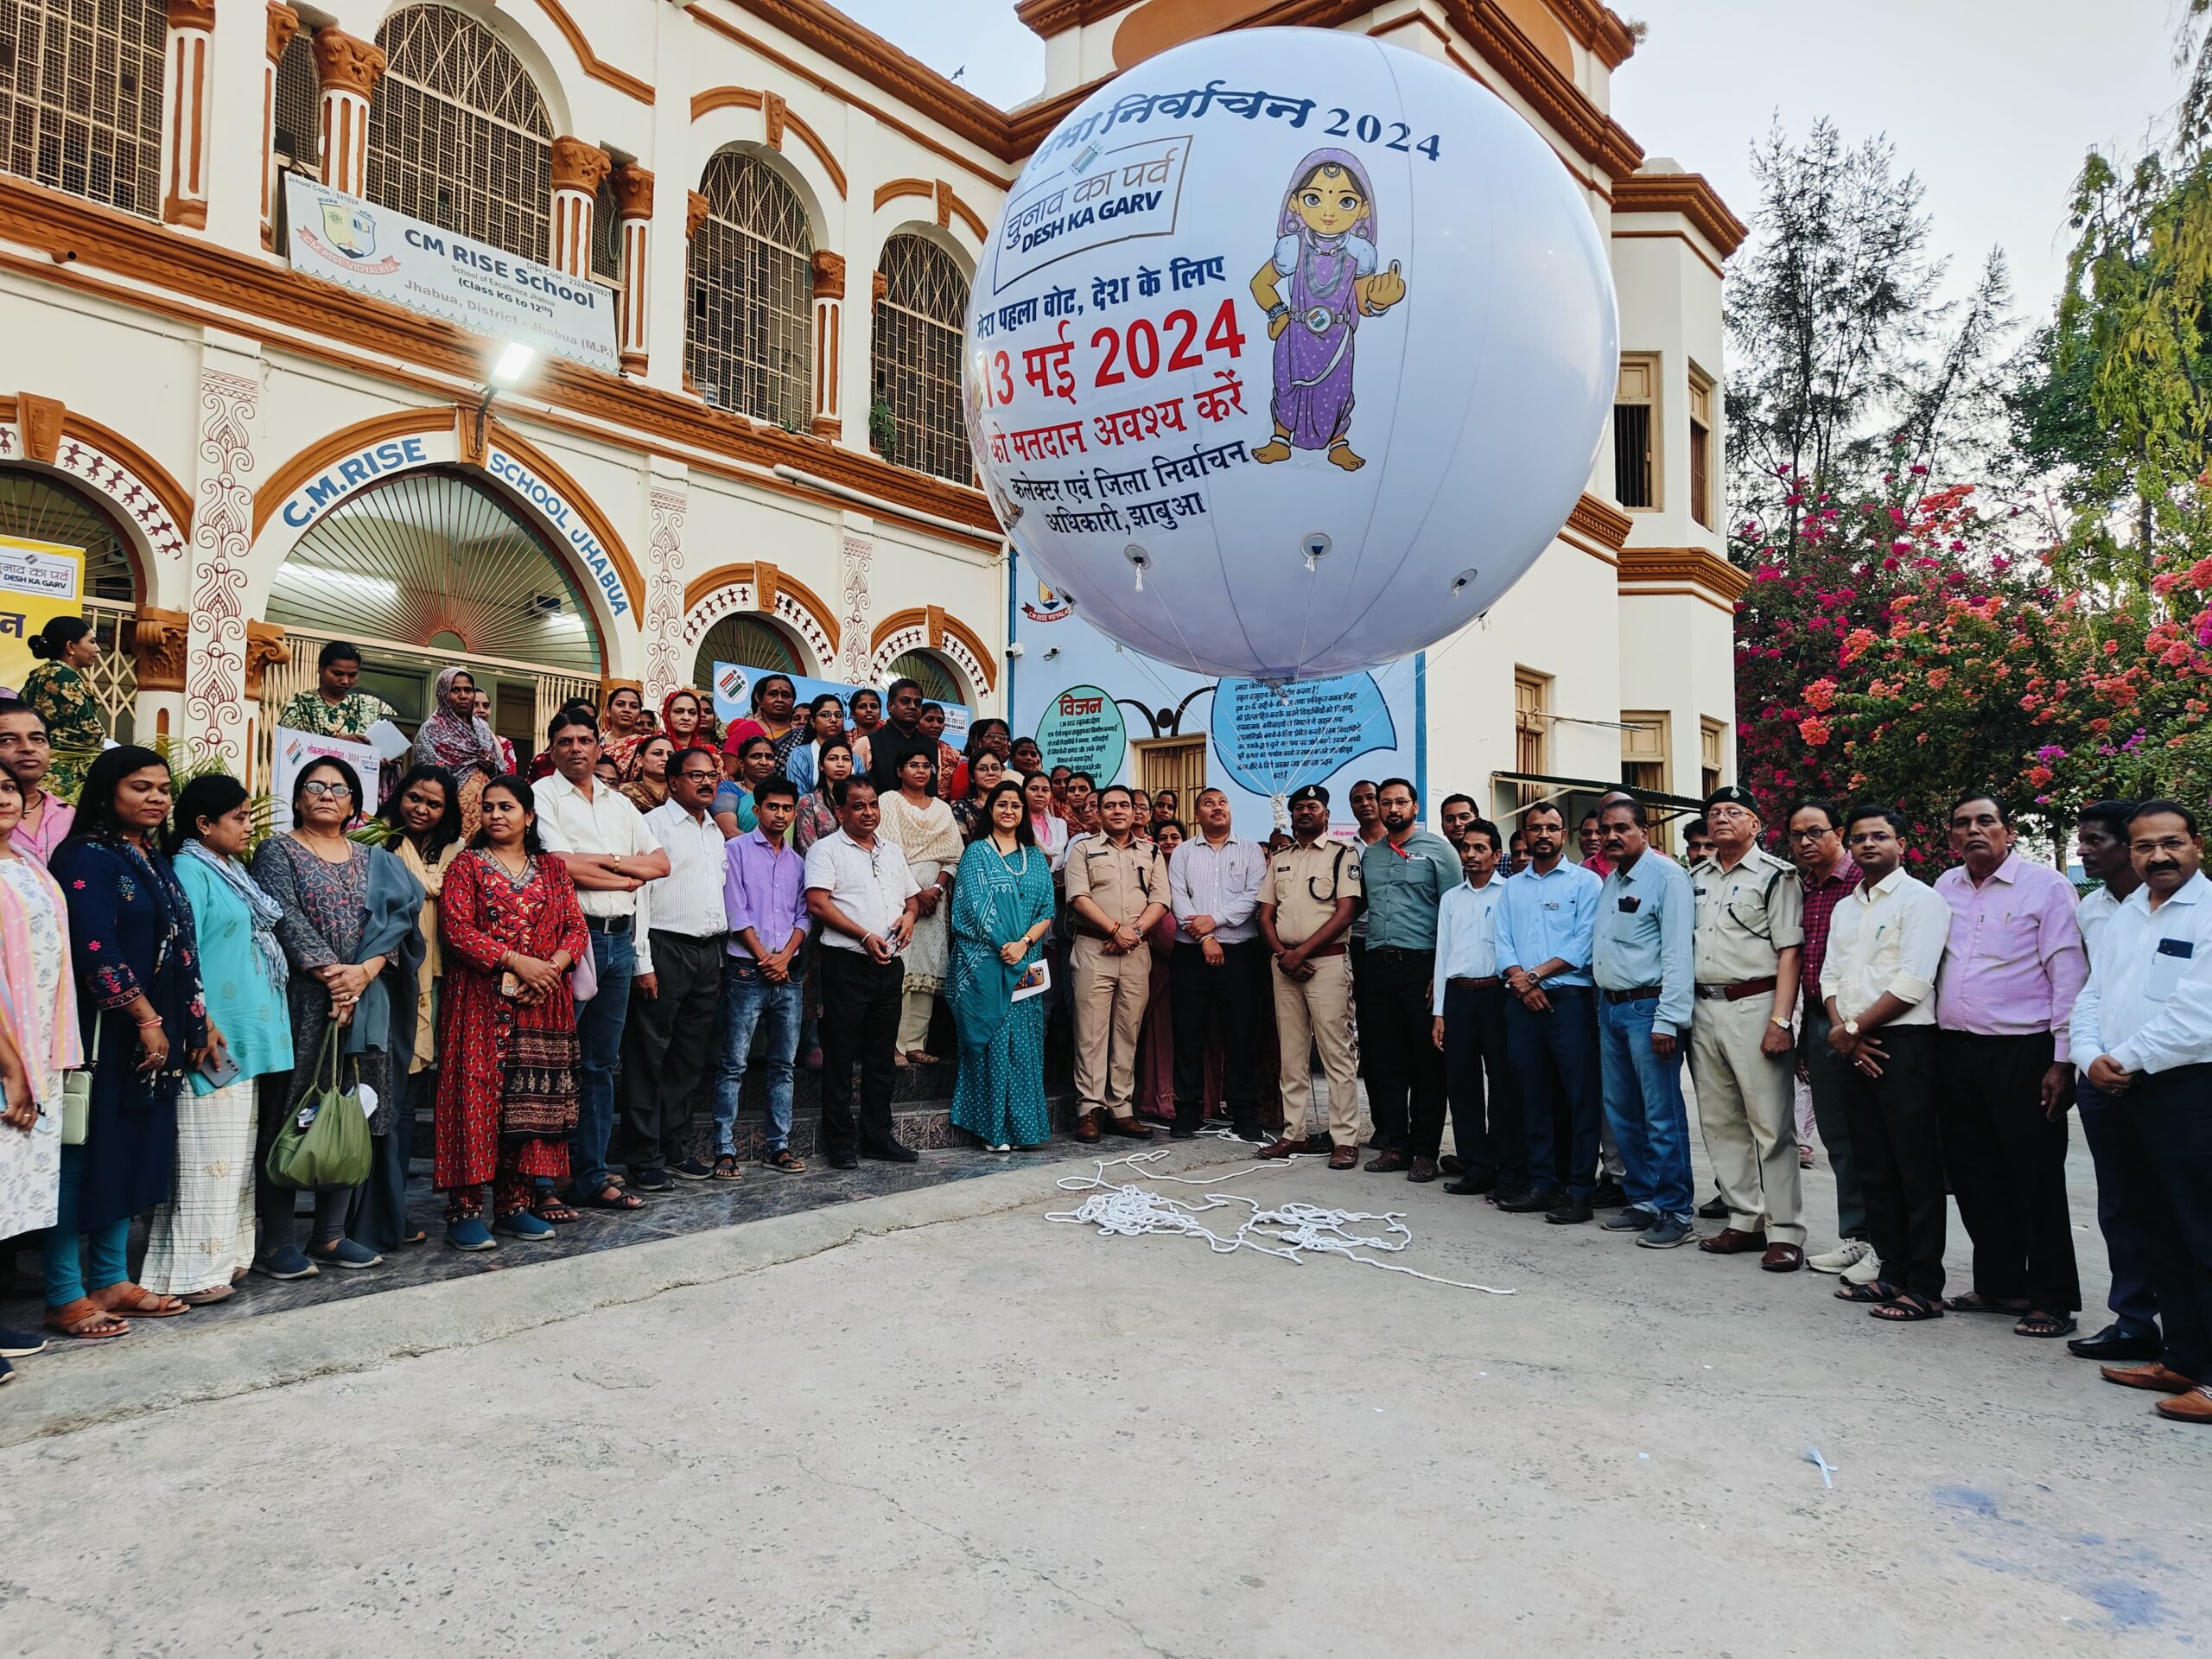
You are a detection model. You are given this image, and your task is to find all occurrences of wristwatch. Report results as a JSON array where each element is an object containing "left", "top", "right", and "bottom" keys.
[
  {"left": 1844, "top": 1019, "right": 1860, "bottom": 1037},
  {"left": 1770, "top": 1015, "right": 1792, "bottom": 1029}
]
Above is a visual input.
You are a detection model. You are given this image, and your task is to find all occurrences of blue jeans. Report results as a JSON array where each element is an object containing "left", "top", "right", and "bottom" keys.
[
  {"left": 44, "top": 1143, "right": 130, "bottom": 1309},
  {"left": 716, "top": 959, "right": 803, "bottom": 1155},
  {"left": 569, "top": 926, "right": 635, "bottom": 1192},
  {"left": 1597, "top": 995, "right": 1694, "bottom": 1220},
  {"left": 1504, "top": 987, "right": 1602, "bottom": 1200}
]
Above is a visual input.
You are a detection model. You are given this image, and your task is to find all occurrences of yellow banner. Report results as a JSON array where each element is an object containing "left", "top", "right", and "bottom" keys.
[{"left": 0, "top": 535, "right": 86, "bottom": 695}]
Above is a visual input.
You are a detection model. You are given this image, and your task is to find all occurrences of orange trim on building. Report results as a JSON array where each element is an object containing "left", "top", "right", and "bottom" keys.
[
  {"left": 870, "top": 604, "right": 999, "bottom": 691},
  {"left": 683, "top": 560, "right": 844, "bottom": 656},
  {"left": 1611, "top": 171, "right": 1749, "bottom": 259},
  {"left": 527, "top": 0, "right": 656, "bottom": 104},
  {"left": 0, "top": 393, "right": 197, "bottom": 548},
  {"left": 251, "top": 406, "right": 455, "bottom": 540}
]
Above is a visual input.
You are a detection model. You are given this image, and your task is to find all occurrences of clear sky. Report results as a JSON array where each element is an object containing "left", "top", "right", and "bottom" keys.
[{"left": 833, "top": 0, "right": 2183, "bottom": 322}]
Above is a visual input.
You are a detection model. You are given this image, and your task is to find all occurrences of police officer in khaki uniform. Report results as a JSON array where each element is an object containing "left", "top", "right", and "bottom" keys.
[
  {"left": 1255, "top": 785, "right": 1363, "bottom": 1166},
  {"left": 1065, "top": 784, "right": 1167, "bottom": 1141},
  {"left": 1688, "top": 785, "right": 1808, "bottom": 1268}
]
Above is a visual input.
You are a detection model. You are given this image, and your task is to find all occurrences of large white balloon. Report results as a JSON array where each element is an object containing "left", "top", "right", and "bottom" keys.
[{"left": 965, "top": 28, "right": 1618, "bottom": 681}]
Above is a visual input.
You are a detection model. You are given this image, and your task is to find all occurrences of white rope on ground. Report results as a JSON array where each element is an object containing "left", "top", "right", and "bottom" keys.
[{"left": 1045, "top": 1147, "right": 1516, "bottom": 1295}]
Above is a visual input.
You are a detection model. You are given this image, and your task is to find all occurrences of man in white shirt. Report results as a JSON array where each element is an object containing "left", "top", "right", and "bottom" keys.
[
  {"left": 532, "top": 709, "right": 669, "bottom": 1212},
  {"left": 2066, "top": 799, "right": 2162, "bottom": 1363},
  {"left": 804, "top": 776, "right": 922, "bottom": 1167},
  {"left": 1167, "top": 788, "right": 1268, "bottom": 1141},
  {"left": 2071, "top": 800, "right": 2212, "bottom": 1422},
  {"left": 1430, "top": 820, "right": 1523, "bottom": 1198},
  {"left": 617, "top": 747, "right": 730, "bottom": 1189},
  {"left": 1819, "top": 804, "right": 1952, "bottom": 1324}
]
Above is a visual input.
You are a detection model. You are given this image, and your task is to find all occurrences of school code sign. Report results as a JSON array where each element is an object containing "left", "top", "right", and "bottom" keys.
[{"left": 286, "top": 175, "right": 620, "bottom": 372}]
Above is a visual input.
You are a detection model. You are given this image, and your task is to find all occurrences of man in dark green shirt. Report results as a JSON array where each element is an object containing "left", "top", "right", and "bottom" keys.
[{"left": 1357, "top": 778, "right": 1459, "bottom": 1179}]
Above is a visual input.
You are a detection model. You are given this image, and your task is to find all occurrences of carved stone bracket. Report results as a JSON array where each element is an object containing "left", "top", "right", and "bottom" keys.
[
  {"left": 132, "top": 605, "right": 191, "bottom": 694},
  {"left": 244, "top": 619, "right": 290, "bottom": 697}
]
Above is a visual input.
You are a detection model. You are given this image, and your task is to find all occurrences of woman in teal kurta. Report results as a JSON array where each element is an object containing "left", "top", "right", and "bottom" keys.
[{"left": 948, "top": 781, "right": 1056, "bottom": 1150}]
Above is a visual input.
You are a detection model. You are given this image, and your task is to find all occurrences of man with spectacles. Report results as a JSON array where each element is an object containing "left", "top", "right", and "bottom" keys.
[
  {"left": 0, "top": 701, "right": 71, "bottom": 861},
  {"left": 2073, "top": 801, "right": 2212, "bottom": 1420},
  {"left": 1257, "top": 785, "right": 1363, "bottom": 1165},
  {"left": 1789, "top": 798, "right": 1872, "bottom": 1275},
  {"left": 1688, "top": 786, "right": 1808, "bottom": 1270}
]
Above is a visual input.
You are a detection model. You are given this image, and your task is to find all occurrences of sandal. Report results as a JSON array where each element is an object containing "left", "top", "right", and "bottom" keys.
[
  {"left": 1944, "top": 1292, "right": 2030, "bottom": 1314},
  {"left": 93, "top": 1282, "right": 190, "bottom": 1317},
  {"left": 763, "top": 1147, "right": 806, "bottom": 1173},
  {"left": 711, "top": 1154, "right": 743, "bottom": 1180},
  {"left": 1835, "top": 1280, "right": 1900, "bottom": 1304},
  {"left": 44, "top": 1298, "right": 129, "bottom": 1340},
  {"left": 177, "top": 1284, "right": 235, "bottom": 1306},
  {"left": 1872, "top": 1293, "right": 1944, "bottom": 1322},
  {"left": 577, "top": 1182, "right": 645, "bottom": 1211},
  {"left": 2015, "top": 1310, "right": 2077, "bottom": 1338},
  {"left": 533, "top": 1200, "right": 583, "bottom": 1224}
]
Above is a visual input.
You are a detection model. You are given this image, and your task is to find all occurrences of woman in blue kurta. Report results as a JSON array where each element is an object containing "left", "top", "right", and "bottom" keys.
[
  {"left": 47, "top": 746, "right": 209, "bottom": 1337},
  {"left": 947, "top": 780, "right": 1056, "bottom": 1150}
]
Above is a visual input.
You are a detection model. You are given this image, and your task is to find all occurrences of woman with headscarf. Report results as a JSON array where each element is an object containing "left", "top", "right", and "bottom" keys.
[
  {"left": 248, "top": 754, "right": 424, "bottom": 1277},
  {"left": 620, "top": 733, "right": 676, "bottom": 816},
  {"left": 141, "top": 774, "right": 291, "bottom": 1303},
  {"left": 413, "top": 667, "right": 505, "bottom": 837},
  {"left": 20, "top": 617, "right": 107, "bottom": 804},
  {"left": 948, "top": 780, "right": 1055, "bottom": 1150},
  {"left": 721, "top": 672, "right": 802, "bottom": 771},
  {"left": 1022, "top": 769, "right": 1065, "bottom": 862},
  {"left": 0, "top": 767, "right": 79, "bottom": 1362},
  {"left": 48, "top": 747, "right": 207, "bottom": 1337},
  {"left": 660, "top": 687, "right": 720, "bottom": 760}
]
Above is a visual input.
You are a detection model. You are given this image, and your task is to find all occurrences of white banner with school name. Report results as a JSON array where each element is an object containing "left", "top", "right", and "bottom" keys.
[{"left": 285, "top": 175, "right": 620, "bottom": 372}]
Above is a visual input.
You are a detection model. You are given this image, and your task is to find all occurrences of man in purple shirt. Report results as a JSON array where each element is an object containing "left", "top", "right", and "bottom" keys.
[
  {"left": 716, "top": 775, "right": 812, "bottom": 1176},
  {"left": 1933, "top": 792, "right": 2089, "bottom": 1338}
]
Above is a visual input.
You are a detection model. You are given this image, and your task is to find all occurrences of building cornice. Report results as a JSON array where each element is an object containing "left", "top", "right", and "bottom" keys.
[
  {"left": 1568, "top": 491, "right": 1632, "bottom": 550},
  {"left": 1611, "top": 171, "right": 1748, "bottom": 259},
  {"left": 1617, "top": 546, "right": 1749, "bottom": 603},
  {"left": 0, "top": 176, "right": 1003, "bottom": 543},
  {"left": 1015, "top": 0, "right": 1637, "bottom": 67}
]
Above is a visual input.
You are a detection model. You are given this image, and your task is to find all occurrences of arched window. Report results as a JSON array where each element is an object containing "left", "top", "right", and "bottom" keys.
[
  {"left": 694, "top": 614, "right": 800, "bottom": 691},
  {"left": 0, "top": 0, "right": 164, "bottom": 216},
  {"left": 889, "top": 650, "right": 964, "bottom": 707},
  {"left": 270, "top": 29, "right": 320, "bottom": 173},
  {"left": 873, "top": 236, "right": 971, "bottom": 483},
  {"left": 365, "top": 5, "right": 552, "bottom": 264},
  {"left": 687, "top": 150, "right": 813, "bottom": 429},
  {"left": 272, "top": 468, "right": 601, "bottom": 677},
  {"left": 0, "top": 468, "right": 137, "bottom": 601}
]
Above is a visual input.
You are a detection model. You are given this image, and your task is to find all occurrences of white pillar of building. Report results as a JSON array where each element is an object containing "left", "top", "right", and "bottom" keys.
[
  {"left": 160, "top": 0, "right": 216, "bottom": 229},
  {"left": 550, "top": 137, "right": 612, "bottom": 277},
  {"left": 809, "top": 250, "right": 844, "bottom": 441},
  {"left": 260, "top": 3, "right": 299, "bottom": 248},
  {"left": 311, "top": 27, "right": 385, "bottom": 197},
  {"left": 613, "top": 165, "right": 653, "bottom": 375}
]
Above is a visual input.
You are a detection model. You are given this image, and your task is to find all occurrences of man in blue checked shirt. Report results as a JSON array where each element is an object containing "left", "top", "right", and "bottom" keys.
[
  {"left": 1495, "top": 801, "right": 1604, "bottom": 1222},
  {"left": 1591, "top": 797, "right": 1697, "bottom": 1247}
]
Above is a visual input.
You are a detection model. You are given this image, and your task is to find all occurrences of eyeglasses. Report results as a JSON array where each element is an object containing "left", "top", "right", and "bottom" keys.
[
  {"left": 301, "top": 780, "right": 354, "bottom": 799},
  {"left": 1787, "top": 827, "right": 1835, "bottom": 842}
]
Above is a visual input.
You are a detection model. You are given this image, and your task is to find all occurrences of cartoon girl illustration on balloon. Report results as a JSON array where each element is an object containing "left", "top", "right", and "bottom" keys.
[{"left": 1249, "top": 148, "right": 1408, "bottom": 472}]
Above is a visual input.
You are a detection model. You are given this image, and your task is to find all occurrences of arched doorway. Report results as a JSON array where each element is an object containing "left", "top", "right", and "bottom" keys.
[
  {"left": 888, "top": 649, "right": 964, "bottom": 707},
  {"left": 260, "top": 467, "right": 603, "bottom": 773},
  {"left": 0, "top": 467, "right": 141, "bottom": 740},
  {"left": 691, "top": 613, "right": 802, "bottom": 695}
]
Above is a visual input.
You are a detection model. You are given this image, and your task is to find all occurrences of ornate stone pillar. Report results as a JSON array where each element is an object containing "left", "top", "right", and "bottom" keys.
[
  {"left": 613, "top": 165, "right": 653, "bottom": 374},
  {"left": 644, "top": 475, "right": 689, "bottom": 702},
  {"left": 550, "top": 137, "right": 612, "bottom": 278},
  {"left": 810, "top": 250, "right": 844, "bottom": 441},
  {"left": 312, "top": 28, "right": 385, "bottom": 197},
  {"left": 837, "top": 520, "right": 874, "bottom": 682},
  {"left": 261, "top": 4, "right": 301, "bottom": 248},
  {"left": 160, "top": 0, "right": 217, "bottom": 228},
  {"left": 184, "top": 361, "right": 263, "bottom": 766}
]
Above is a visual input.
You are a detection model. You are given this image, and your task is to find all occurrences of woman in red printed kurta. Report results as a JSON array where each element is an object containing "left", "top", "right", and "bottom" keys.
[{"left": 434, "top": 776, "right": 589, "bottom": 1249}]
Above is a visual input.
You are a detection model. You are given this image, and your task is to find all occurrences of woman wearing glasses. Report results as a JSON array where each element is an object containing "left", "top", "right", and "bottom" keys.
[{"left": 248, "top": 756, "right": 425, "bottom": 1278}]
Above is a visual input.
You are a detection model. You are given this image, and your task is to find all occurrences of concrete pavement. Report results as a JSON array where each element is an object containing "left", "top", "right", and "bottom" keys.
[{"left": 3, "top": 1134, "right": 2205, "bottom": 1657}]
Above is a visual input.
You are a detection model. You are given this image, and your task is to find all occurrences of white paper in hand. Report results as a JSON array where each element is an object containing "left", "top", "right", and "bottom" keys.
[
  {"left": 358, "top": 1082, "right": 379, "bottom": 1120},
  {"left": 365, "top": 720, "right": 414, "bottom": 761}
]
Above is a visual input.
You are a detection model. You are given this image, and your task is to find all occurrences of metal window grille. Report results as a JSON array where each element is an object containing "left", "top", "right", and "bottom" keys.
[
  {"left": 889, "top": 649, "right": 962, "bottom": 706},
  {"left": 0, "top": 0, "right": 163, "bottom": 216},
  {"left": 270, "top": 27, "right": 317, "bottom": 169},
  {"left": 0, "top": 466, "right": 137, "bottom": 601},
  {"left": 873, "top": 236, "right": 971, "bottom": 483},
  {"left": 694, "top": 614, "right": 799, "bottom": 690},
  {"left": 686, "top": 149, "right": 813, "bottom": 429},
  {"left": 1612, "top": 402, "right": 1653, "bottom": 510},
  {"left": 365, "top": 5, "right": 551, "bottom": 264}
]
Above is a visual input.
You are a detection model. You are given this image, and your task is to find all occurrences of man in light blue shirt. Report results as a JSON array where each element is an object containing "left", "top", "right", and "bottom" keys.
[
  {"left": 1430, "top": 821, "right": 1523, "bottom": 1198},
  {"left": 1591, "top": 797, "right": 1697, "bottom": 1246},
  {"left": 1494, "top": 801, "right": 1604, "bottom": 1219}
]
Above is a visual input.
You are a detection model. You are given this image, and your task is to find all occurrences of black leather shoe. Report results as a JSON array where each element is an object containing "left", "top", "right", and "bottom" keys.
[
  {"left": 861, "top": 1140, "right": 919, "bottom": 1164},
  {"left": 1440, "top": 1154, "right": 1466, "bottom": 1177},
  {"left": 826, "top": 1149, "right": 859, "bottom": 1170},
  {"left": 1496, "top": 1186, "right": 1565, "bottom": 1213},
  {"left": 1545, "top": 1198, "right": 1595, "bottom": 1224},
  {"left": 2069, "top": 1325, "right": 2163, "bottom": 1362},
  {"left": 1589, "top": 1179, "right": 1627, "bottom": 1209},
  {"left": 1697, "top": 1192, "right": 1730, "bottom": 1219},
  {"left": 1443, "top": 1173, "right": 1497, "bottom": 1197}
]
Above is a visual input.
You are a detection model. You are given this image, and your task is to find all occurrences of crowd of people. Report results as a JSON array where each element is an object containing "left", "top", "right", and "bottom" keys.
[{"left": 0, "top": 631, "right": 2205, "bottom": 1430}]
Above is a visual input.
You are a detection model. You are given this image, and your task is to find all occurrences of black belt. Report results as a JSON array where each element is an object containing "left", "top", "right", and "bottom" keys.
[
  {"left": 1366, "top": 945, "right": 1433, "bottom": 959},
  {"left": 1603, "top": 985, "right": 1662, "bottom": 1004},
  {"left": 584, "top": 914, "right": 633, "bottom": 934}
]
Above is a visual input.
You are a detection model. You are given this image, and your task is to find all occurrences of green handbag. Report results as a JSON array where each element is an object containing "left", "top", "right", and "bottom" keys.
[
  {"left": 264, "top": 1027, "right": 372, "bottom": 1192},
  {"left": 59, "top": 1012, "right": 98, "bottom": 1146}
]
